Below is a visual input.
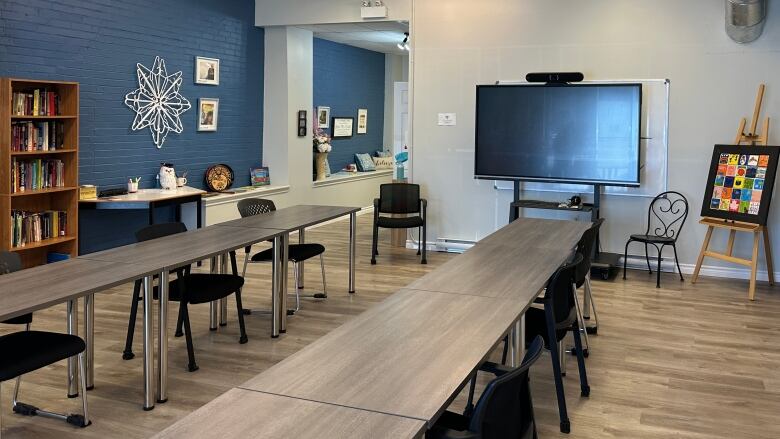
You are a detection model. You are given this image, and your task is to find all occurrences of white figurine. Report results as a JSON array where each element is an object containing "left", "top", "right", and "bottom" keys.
[{"left": 159, "top": 163, "right": 177, "bottom": 190}]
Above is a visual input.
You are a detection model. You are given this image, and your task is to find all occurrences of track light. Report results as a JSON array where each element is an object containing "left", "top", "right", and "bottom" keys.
[{"left": 397, "top": 32, "right": 410, "bottom": 51}]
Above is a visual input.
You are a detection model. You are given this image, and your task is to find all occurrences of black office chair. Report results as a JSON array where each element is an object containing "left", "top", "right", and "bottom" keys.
[
  {"left": 122, "top": 223, "right": 247, "bottom": 372},
  {"left": 429, "top": 336, "right": 544, "bottom": 439},
  {"left": 372, "top": 183, "right": 427, "bottom": 265},
  {"left": 568, "top": 218, "right": 605, "bottom": 357},
  {"left": 623, "top": 191, "right": 689, "bottom": 288},
  {"left": 237, "top": 198, "right": 327, "bottom": 314},
  {"left": 0, "top": 252, "right": 91, "bottom": 432},
  {"left": 503, "top": 254, "right": 589, "bottom": 434}
]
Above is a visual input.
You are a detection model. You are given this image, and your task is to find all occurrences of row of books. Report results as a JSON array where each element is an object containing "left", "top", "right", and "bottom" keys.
[
  {"left": 11, "top": 158, "right": 65, "bottom": 193},
  {"left": 11, "top": 121, "right": 65, "bottom": 151},
  {"left": 11, "top": 210, "right": 68, "bottom": 248},
  {"left": 12, "top": 89, "right": 61, "bottom": 116}
]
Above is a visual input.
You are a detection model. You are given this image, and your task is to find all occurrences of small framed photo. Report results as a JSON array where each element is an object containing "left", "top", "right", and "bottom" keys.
[
  {"left": 198, "top": 98, "right": 219, "bottom": 131},
  {"left": 357, "top": 108, "right": 368, "bottom": 134},
  {"left": 332, "top": 117, "right": 354, "bottom": 138},
  {"left": 195, "top": 57, "right": 219, "bottom": 85},
  {"left": 317, "top": 106, "right": 331, "bottom": 129}
]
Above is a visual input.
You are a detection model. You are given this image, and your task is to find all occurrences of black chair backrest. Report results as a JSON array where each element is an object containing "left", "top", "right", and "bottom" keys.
[
  {"left": 0, "top": 251, "right": 32, "bottom": 325},
  {"left": 378, "top": 183, "right": 421, "bottom": 214},
  {"left": 543, "top": 253, "right": 583, "bottom": 332},
  {"left": 469, "top": 336, "right": 545, "bottom": 438},
  {"left": 575, "top": 218, "right": 604, "bottom": 286},
  {"left": 135, "top": 222, "right": 187, "bottom": 243},
  {"left": 644, "top": 191, "right": 689, "bottom": 242},
  {"left": 237, "top": 198, "right": 276, "bottom": 218}
]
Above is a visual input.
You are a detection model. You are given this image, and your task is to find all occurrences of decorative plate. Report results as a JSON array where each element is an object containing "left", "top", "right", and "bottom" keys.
[{"left": 205, "top": 164, "right": 234, "bottom": 192}]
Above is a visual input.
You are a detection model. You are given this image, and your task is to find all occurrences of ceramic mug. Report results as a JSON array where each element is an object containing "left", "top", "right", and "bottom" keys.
[
  {"left": 128, "top": 182, "right": 138, "bottom": 193},
  {"left": 176, "top": 177, "right": 187, "bottom": 187}
]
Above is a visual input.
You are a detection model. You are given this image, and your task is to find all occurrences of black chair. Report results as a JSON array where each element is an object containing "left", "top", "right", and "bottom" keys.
[
  {"left": 502, "top": 254, "right": 589, "bottom": 434},
  {"left": 122, "top": 223, "right": 247, "bottom": 372},
  {"left": 372, "top": 183, "right": 427, "bottom": 265},
  {"left": 568, "top": 218, "right": 605, "bottom": 357},
  {"left": 0, "top": 252, "right": 90, "bottom": 432},
  {"left": 237, "top": 198, "right": 327, "bottom": 314},
  {"left": 428, "top": 336, "right": 544, "bottom": 439},
  {"left": 623, "top": 191, "right": 689, "bottom": 288}
]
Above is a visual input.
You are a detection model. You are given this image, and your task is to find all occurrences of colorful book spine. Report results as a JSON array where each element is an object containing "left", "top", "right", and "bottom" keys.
[
  {"left": 10, "top": 158, "right": 65, "bottom": 193},
  {"left": 10, "top": 210, "right": 67, "bottom": 247},
  {"left": 11, "top": 89, "right": 60, "bottom": 116},
  {"left": 10, "top": 121, "right": 65, "bottom": 151}
]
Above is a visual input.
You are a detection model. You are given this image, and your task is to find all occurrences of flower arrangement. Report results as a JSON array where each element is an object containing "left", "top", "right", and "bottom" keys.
[{"left": 313, "top": 129, "right": 332, "bottom": 153}]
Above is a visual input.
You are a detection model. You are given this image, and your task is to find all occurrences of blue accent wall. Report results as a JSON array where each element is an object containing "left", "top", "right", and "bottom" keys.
[
  {"left": 313, "top": 38, "right": 385, "bottom": 172},
  {"left": 0, "top": 0, "right": 264, "bottom": 253}
]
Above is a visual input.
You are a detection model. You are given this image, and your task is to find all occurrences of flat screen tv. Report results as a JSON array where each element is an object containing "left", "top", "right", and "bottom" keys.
[{"left": 475, "top": 83, "right": 642, "bottom": 186}]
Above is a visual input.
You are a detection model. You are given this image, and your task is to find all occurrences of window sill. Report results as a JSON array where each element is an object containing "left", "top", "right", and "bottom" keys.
[{"left": 313, "top": 169, "right": 393, "bottom": 188}]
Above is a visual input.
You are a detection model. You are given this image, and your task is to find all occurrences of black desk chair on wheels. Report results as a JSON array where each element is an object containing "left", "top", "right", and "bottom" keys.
[
  {"left": 123, "top": 222, "right": 247, "bottom": 372},
  {"left": 372, "top": 183, "right": 427, "bottom": 265},
  {"left": 0, "top": 252, "right": 91, "bottom": 434},
  {"left": 428, "top": 336, "right": 545, "bottom": 439},
  {"left": 237, "top": 198, "right": 327, "bottom": 314},
  {"left": 623, "top": 191, "right": 689, "bottom": 288}
]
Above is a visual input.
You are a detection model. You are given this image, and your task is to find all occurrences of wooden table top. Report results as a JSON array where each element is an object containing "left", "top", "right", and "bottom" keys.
[
  {"left": 215, "top": 205, "right": 361, "bottom": 231},
  {"left": 153, "top": 388, "right": 426, "bottom": 439},
  {"left": 0, "top": 258, "right": 158, "bottom": 322},
  {"left": 80, "top": 225, "right": 284, "bottom": 271},
  {"left": 79, "top": 186, "right": 205, "bottom": 203},
  {"left": 476, "top": 217, "right": 591, "bottom": 249},
  {"left": 239, "top": 288, "right": 526, "bottom": 425}
]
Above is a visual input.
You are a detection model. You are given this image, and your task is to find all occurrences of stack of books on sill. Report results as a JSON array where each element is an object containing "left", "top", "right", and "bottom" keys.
[
  {"left": 10, "top": 210, "right": 68, "bottom": 247},
  {"left": 11, "top": 121, "right": 65, "bottom": 151},
  {"left": 12, "top": 89, "right": 61, "bottom": 116},
  {"left": 11, "top": 158, "right": 65, "bottom": 193}
]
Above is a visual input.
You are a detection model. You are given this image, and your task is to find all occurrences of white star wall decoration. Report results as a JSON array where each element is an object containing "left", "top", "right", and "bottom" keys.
[{"left": 124, "top": 56, "right": 191, "bottom": 148}]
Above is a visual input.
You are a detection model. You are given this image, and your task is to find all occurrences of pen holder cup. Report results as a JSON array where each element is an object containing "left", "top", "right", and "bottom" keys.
[{"left": 128, "top": 182, "right": 139, "bottom": 193}]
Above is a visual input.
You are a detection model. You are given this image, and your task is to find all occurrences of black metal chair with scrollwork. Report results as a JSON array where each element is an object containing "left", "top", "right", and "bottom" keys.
[{"left": 623, "top": 191, "right": 689, "bottom": 288}]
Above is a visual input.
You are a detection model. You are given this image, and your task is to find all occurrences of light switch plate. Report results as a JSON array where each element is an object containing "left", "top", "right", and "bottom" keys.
[{"left": 438, "top": 113, "right": 456, "bottom": 126}]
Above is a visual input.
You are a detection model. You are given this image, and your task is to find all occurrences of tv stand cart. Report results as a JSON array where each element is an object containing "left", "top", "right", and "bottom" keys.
[{"left": 508, "top": 181, "right": 620, "bottom": 280}]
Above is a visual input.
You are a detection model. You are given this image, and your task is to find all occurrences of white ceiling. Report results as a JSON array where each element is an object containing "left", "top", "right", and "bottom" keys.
[{"left": 296, "top": 21, "right": 409, "bottom": 55}]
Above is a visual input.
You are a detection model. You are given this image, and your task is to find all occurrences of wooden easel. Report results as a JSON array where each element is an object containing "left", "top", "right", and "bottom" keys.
[{"left": 691, "top": 84, "right": 773, "bottom": 300}]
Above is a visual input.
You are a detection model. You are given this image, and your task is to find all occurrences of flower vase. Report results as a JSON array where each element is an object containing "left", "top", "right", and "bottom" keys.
[{"left": 315, "top": 152, "right": 329, "bottom": 181}]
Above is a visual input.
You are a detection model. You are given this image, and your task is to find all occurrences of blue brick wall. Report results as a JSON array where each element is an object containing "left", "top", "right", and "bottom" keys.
[
  {"left": 0, "top": 0, "right": 264, "bottom": 253},
  {"left": 313, "top": 38, "right": 385, "bottom": 172}
]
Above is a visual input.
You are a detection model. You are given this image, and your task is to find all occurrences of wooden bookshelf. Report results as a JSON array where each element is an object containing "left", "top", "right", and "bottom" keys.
[{"left": 1, "top": 78, "right": 79, "bottom": 267}]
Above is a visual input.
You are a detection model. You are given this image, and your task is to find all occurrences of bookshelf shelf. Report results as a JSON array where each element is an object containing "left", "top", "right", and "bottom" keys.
[
  {"left": 11, "top": 236, "right": 76, "bottom": 251},
  {"left": 1, "top": 78, "right": 79, "bottom": 267},
  {"left": 10, "top": 187, "right": 78, "bottom": 197}
]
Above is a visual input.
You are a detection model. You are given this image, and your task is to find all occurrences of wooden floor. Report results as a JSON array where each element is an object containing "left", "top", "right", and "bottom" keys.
[{"left": 2, "top": 214, "right": 780, "bottom": 438}]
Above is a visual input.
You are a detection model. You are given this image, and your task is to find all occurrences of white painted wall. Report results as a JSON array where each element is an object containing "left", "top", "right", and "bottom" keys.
[
  {"left": 383, "top": 54, "right": 409, "bottom": 150},
  {"left": 411, "top": 0, "right": 780, "bottom": 278},
  {"left": 255, "top": 0, "right": 411, "bottom": 27}
]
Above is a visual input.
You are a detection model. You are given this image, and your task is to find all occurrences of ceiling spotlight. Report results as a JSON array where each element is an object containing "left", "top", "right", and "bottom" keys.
[{"left": 398, "top": 32, "right": 410, "bottom": 51}]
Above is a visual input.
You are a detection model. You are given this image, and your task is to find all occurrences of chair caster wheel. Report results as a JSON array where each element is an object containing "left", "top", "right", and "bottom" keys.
[
  {"left": 371, "top": 259, "right": 376, "bottom": 265},
  {"left": 239, "top": 335, "right": 248, "bottom": 344},
  {"left": 601, "top": 272, "right": 609, "bottom": 280},
  {"left": 188, "top": 363, "right": 199, "bottom": 372},
  {"left": 242, "top": 309, "right": 252, "bottom": 315},
  {"left": 586, "top": 326, "right": 598, "bottom": 335},
  {"left": 122, "top": 352, "right": 135, "bottom": 360},
  {"left": 581, "top": 387, "right": 590, "bottom": 397},
  {"left": 560, "top": 421, "right": 571, "bottom": 434}
]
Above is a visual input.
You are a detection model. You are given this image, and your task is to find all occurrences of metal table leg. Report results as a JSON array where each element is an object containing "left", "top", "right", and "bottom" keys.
[
  {"left": 298, "top": 229, "right": 305, "bottom": 289},
  {"left": 280, "top": 233, "right": 289, "bottom": 333},
  {"left": 271, "top": 235, "right": 282, "bottom": 338},
  {"left": 519, "top": 314, "right": 526, "bottom": 361},
  {"left": 349, "top": 212, "right": 356, "bottom": 294},
  {"left": 157, "top": 270, "right": 169, "bottom": 404},
  {"left": 219, "top": 253, "right": 228, "bottom": 326},
  {"left": 209, "top": 256, "right": 218, "bottom": 331},
  {"left": 67, "top": 299, "right": 79, "bottom": 398},
  {"left": 142, "top": 275, "right": 155, "bottom": 410},
  {"left": 84, "top": 294, "right": 94, "bottom": 390}
]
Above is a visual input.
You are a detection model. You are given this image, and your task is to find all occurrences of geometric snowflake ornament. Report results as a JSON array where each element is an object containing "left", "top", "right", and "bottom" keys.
[{"left": 124, "top": 56, "right": 191, "bottom": 148}]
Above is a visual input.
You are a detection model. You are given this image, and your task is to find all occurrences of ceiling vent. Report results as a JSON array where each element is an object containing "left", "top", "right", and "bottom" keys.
[{"left": 726, "top": 0, "right": 767, "bottom": 43}]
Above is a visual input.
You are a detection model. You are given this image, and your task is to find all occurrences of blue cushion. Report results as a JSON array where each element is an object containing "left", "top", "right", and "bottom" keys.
[{"left": 355, "top": 153, "right": 376, "bottom": 172}]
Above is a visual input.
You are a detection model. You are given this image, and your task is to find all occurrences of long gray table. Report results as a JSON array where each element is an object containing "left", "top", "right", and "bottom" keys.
[{"left": 153, "top": 388, "right": 426, "bottom": 439}]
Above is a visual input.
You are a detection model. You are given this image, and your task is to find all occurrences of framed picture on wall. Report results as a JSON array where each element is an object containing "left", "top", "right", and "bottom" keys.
[
  {"left": 317, "top": 106, "right": 331, "bottom": 129},
  {"left": 332, "top": 117, "right": 354, "bottom": 138},
  {"left": 700, "top": 144, "right": 780, "bottom": 225},
  {"left": 195, "top": 57, "right": 220, "bottom": 85},
  {"left": 357, "top": 108, "right": 368, "bottom": 134},
  {"left": 198, "top": 98, "right": 219, "bottom": 131}
]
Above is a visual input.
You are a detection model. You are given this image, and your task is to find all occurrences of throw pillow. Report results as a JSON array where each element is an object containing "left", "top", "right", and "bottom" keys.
[
  {"left": 355, "top": 153, "right": 376, "bottom": 172},
  {"left": 372, "top": 156, "right": 394, "bottom": 169}
]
